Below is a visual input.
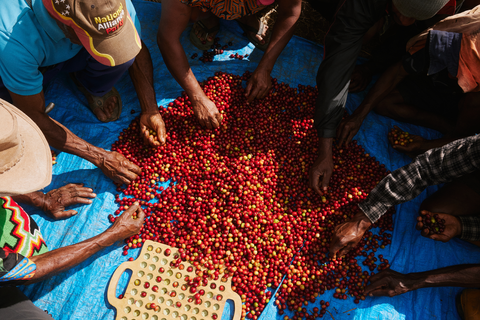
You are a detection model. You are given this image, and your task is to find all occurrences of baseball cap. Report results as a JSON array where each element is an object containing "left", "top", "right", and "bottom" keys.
[{"left": 43, "top": 0, "right": 142, "bottom": 66}]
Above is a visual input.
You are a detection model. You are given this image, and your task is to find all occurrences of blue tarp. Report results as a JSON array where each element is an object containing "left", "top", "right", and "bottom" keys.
[{"left": 20, "top": 1, "right": 480, "bottom": 319}]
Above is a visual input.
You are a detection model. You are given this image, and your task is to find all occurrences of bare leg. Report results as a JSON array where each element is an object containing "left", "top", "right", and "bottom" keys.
[
  {"left": 374, "top": 89, "right": 454, "bottom": 134},
  {"left": 420, "top": 180, "right": 480, "bottom": 247}
]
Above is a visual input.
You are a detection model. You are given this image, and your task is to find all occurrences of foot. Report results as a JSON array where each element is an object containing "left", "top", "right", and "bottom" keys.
[
  {"left": 237, "top": 14, "right": 269, "bottom": 44},
  {"left": 193, "top": 15, "right": 220, "bottom": 43},
  {"left": 416, "top": 210, "right": 462, "bottom": 242},
  {"left": 71, "top": 73, "right": 122, "bottom": 122}
]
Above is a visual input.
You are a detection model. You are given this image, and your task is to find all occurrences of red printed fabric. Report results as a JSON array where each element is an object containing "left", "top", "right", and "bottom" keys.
[{"left": 179, "top": 0, "right": 266, "bottom": 20}]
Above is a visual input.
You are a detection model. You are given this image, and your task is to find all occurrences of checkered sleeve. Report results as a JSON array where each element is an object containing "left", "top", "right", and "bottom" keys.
[
  {"left": 359, "top": 135, "right": 480, "bottom": 223},
  {"left": 458, "top": 216, "right": 480, "bottom": 241}
]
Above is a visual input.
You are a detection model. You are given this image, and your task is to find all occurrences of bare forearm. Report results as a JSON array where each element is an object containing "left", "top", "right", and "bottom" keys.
[
  {"left": 408, "top": 265, "right": 480, "bottom": 291},
  {"left": 256, "top": 1, "right": 301, "bottom": 72},
  {"left": 129, "top": 42, "right": 159, "bottom": 114},
  {"left": 319, "top": 137, "right": 333, "bottom": 154},
  {"left": 9, "top": 91, "right": 106, "bottom": 166},
  {"left": 11, "top": 192, "right": 45, "bottom": 209},
  {"left": 29, "top": 229, "right": 118, "bottom": 282},
  {"left": 158, "top": 36, "right": 206, "bottom": 102},
  {"left": 357, "top": 61, "right": 408, "bottom": 116}
]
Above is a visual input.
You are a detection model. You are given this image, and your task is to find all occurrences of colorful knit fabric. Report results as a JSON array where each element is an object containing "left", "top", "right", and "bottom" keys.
[
  {"left": 0, "top": 197, "right": 48, "bottom": 283},
  {"left": 180, "top": 0, "right": 267, "bottom": 20}
]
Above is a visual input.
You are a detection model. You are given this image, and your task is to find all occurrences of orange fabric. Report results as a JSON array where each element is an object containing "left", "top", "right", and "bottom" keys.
[{"left": 407, "top": 5, "right": 480, "bottom": 93}]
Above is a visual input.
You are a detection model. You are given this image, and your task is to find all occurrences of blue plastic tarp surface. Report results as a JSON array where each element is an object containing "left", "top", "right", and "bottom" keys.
[{"left": 19, "top": 1, "right": 480, "bottom": 319}]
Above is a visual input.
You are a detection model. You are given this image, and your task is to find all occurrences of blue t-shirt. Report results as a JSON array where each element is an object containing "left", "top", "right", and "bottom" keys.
[{"left": 0, "top": 0, "right": 141, "bottom": 96}]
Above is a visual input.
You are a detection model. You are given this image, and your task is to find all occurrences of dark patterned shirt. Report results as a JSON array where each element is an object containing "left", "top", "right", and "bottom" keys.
[{"left": 359, "top": 135, "right": 480, "bottom": 241}]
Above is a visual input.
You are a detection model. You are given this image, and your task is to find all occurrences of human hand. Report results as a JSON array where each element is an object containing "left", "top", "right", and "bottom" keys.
[
  {"left": 309, "top": 152, "right": 333, "bottom": 195},
  {"left": 364, "top": 269, "right": 414, "bottom": 297},
  {"left": 192, "top": 97, "right": 223, "bottom": 129},
  {"left": 349, "top": 65, "right": 373, "bottom": 93},
  {"left": 42, "top": 183, "right": 96, "bottom": 219},
  {"left": 337, "top": 114, "right": 364, "bottom": 147},
  {"left": 140, "top": 111, "right": 167, "bottom": 146},
  {"left": 245, "top": 68, "right": 272, "bottom": 102},
  {"left": 388, "top": 126, "right": 426, "bottom": 156},
  {"left": 329, "top": 211, "right": 372, "bottom": 258},
  {"left": 416, "top": 210, "right": 462, "bottom": 242},
  {"left": 97, "top": 151, "right": 141, "bottom": 185},
  {"left": 110, "top": 202, "right": 145, "bottom": 240}
]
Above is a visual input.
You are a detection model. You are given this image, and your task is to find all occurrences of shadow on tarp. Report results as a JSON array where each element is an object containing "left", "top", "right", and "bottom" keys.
[{"left": 19, "top": 1, "right": 480, "bottom": 320}]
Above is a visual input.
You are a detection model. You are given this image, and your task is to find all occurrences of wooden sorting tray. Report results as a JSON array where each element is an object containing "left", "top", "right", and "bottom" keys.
[{"left": 108, "top": 240, "right": 242, "bottom": 320}]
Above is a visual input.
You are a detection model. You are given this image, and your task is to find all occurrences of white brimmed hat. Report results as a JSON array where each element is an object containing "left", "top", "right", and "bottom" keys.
[
  {"left": 393, "top": 0, "right": 449, "bottom": 20},
  {"left": 0, "top": 99, "right": 51, "bottom": 196}
]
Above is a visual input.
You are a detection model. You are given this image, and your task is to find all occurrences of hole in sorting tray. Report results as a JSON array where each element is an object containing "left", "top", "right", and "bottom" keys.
[
  {"left": 152, "top": 316, "right": 158, "bottom": 320},
  {"left": 192, "top": 308, "right": 199, "bottom": 314},
  {"left": 184, "top": 305, "right": 191, "bottom": 312},
  {"left": 149, "top": 294, "right": 156, "bottom": 301},
  {"left": 147, "top": 245, "right": 154, "bottom": 251},
  {"left": 141, "top": 262, "right": 147, "bottom": 268},
  {"left": 163, "top": 308, "right": 170, "bottom": 315},
  {"left": 134, "top": 310, "right": 140, "bottom": 316},
  {"left": 142, "top": 312, "right": 149, "bottom": 319},
  {"left": 128, "top": 298, "right": 134, "bottom": 305},
  {"left": 166, "top": 299, "right": 173, "bottom": 306},
  {"left": 147, "top": 273, "right": 153, "bottom": 280},
  {"left": 172, "top": 311, "right": 179, "bottom": 318},
  {"left": 114, "top": 269, "right": 133, "bottom": 299},
  {"left": 213, "top": 304, "right": 219, "bottom": 311},
  {"left": 206, "top": 292, "right": 213, "bottom": 299},
  {"left": 152, "top": 256, "right": 159, "bottom": 263},
  {"left": 179, "top": 293, "right": 185, "bottom": 300},
  {"left": 180, "top": 314, "right": 187, "bottom": 320},
  {"left": 136, "top": 300, "right": 143, "bottom": 307},
  {"left": 149, "top": 264, "right": 156, "bottom": 271},
  {"left": 158, "top": 297, "right": 165, "bottom": 304},
  {"left": 138, "top": 271, "right": 145, "bottom": 278},
  {"left": 144, "top": 253, "right": 151, "bottom": 260},
  {"left": 204, "top": 301, "right": 211, "bottom": 308},
  {"left": 124, "top": 307, "right": 131, "bottom": 314},
  {"left": 131, "top": 289, "right": 138, "bottom": 296},
  {"left": 161, "top": 259, "right": 168, "bottom": 265},
  {"left": 167, "top": 270, "right": 173, "bottom": 277},
  {"left": 201, "top": 310, "right": 208, "bottom": 317}
]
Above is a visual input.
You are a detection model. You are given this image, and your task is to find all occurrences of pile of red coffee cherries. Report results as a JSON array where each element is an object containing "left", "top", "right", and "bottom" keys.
[{"left": 111, "top": 72, "right": 395, "bottom": 320}]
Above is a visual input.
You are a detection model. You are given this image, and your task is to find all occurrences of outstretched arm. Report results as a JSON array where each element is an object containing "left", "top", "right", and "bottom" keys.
[
  {"left": 29, "top": 204, "right": 144, "bottom": 283},
  {"left": 157, "top": 0, "right": 222, "bottom": 129},
  {"left": 245, "top": 0, "right": 302, "bottom": 101},
  {"left": 364, "top": 265, "right": 480, "bottom": 297},
  {"left": 129, "top": 41, "right": 166, "bottom": 146},
  {"left": 337, "top": 61, "right": 408, "bottom": 146},
  {"left": 9, "top": 91, "right": 141, "bottom": 185}
]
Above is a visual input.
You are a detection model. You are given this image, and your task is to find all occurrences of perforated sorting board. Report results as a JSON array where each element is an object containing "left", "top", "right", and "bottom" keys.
[{"left": 108, "top": 240, "right": 242, "bottom": 320}]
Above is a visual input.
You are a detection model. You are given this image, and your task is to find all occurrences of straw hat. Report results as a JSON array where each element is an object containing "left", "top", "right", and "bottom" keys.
[{"left": 0, "top": 99, "right": 51, "bottom": 196}]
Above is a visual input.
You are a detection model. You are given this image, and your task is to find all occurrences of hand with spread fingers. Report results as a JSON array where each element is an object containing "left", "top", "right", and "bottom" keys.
[
  {"left": 245, "top": 68, "right": 272, "bottom": 102},
  {"left": 364, "top": 269, "right": 414, "bottom": 297},
  {"left": 416, "top": 210, "right": 462, "bottom": 243},
  {"left": 140, "top": 111, "right": 167, "bottom": 147},
  {"left": 192, "top": 97, "right": 223, "bottom": 130},
  {"left": 330, "top": 211, "right": 372, "bottom": 258},
  {"left": 42, "top": 183, "right": 96, "bottom": 219},
  {"left": 98, "top": 151, "right": 142, "bottom": 185},
  {"left": 337, "top": 113, "right": 365, "bottom": 147}
]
